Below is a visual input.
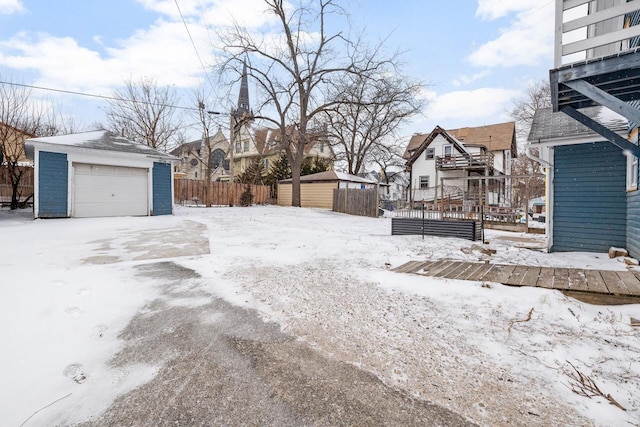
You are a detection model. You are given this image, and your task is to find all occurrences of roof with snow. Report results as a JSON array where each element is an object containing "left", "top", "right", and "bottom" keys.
[
  {"left": 25, "top": 130, "right": 178, "bottom": 160},
  {"left": 279, "top": 170, "right": 378, "bottom": 184},
  {"left": 528, "top": 107, "right": 629, "bottom": 142}
]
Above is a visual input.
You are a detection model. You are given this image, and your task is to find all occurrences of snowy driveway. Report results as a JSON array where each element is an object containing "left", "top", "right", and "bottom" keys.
[{"left": 1, "top": 206, "right": 639, "bottom": 426}]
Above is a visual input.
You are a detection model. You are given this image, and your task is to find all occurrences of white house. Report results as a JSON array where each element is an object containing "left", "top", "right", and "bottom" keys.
[{"left": 404, "top": 122, "right": 517, "bottom": 207}]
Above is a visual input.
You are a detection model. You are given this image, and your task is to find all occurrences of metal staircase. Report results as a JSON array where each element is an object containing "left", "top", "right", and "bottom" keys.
[{"left": 551, "top": 0, "right": 640, "bottom": 156}]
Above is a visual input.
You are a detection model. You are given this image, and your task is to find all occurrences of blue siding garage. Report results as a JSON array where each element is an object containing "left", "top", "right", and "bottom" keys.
[
  {"left": 152, "top": 162, "right": 172, "bottom": 216},
  {"left": 26, "top": 131, "right": 178, "bottom": 219},
  {"left": 38, "top": 151, "right": 68, "bottom": 218},
  {"left": 553, "top": 142, "right": 627, "bottom": 252}
]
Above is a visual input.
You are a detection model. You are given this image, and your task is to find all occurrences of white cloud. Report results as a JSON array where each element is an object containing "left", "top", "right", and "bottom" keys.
[
  {"left": 475, "top": 0, "right": 540, "bottom": 21},
  {"left": 452, "top": 70, "right": 491, "bottom": 87},
  {"left": 470, "top": 2, "right": 554, "bottom": 68},
  {"left": 0, "top": 0, "right": 288, "bottom": 95},
  {"left": 425, "top": 87, "right": 519, "bottom": 124},
  {"left": 0, "top": 0, "right": 25, "bottom": 15},
  {"left": 136, "top": 0, "right": 276, "bottom": 29}
]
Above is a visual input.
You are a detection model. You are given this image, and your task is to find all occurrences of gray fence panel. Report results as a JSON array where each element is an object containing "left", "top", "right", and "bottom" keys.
[{"left": 391, "top": 218, "right": 480, "bottom": 241}]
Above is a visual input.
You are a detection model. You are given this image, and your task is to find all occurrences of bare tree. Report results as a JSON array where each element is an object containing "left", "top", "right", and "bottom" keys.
[
  {"left": 370, "top": 138, "right": 406, "bottom": 184},
  {"left": 216, "top": 0, "right": 399, "bottom": 207},
  {"left": 184, "top": 91, "right": 219, "bottom": 207},
  {"left": 106, "top": 77, "right": 184, "bottom": 152},
  {"left": 326, "top": 64, "right": 424, "bottom": 175},
  {"left": 510, "top": 79, "right": 551, "bottom": 140},
  {"left": 509, "top": 79, "right": 551, "bottom": 207},
  {"left": 0, "top": 78, "right": 57, "bottom": 209}
]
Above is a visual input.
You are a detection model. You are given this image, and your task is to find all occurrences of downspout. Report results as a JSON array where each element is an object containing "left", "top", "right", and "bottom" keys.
[{"left": 525, "top": 142, "right": 553, "bottom": 252}]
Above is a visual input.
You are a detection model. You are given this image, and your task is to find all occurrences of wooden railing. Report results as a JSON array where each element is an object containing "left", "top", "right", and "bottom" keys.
[
  {"left": 435, "top": 154, "right": 493, "bottom": 170},
  {"left": 555, "top": 0, "right": 640, "bottom": 67}
]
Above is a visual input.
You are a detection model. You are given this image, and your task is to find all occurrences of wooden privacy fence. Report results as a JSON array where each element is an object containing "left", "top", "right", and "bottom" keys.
[
  {"left": 333, "top": 188, "right": 378, "bottom": 218},
  {"left": 174, "top": 179, "right": 270, "bottom": 206},
  {"left": 0, "top": 166, "right": 34, "bottom": 206}
]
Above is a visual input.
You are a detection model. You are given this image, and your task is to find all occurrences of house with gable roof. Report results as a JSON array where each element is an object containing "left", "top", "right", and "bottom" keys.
[{"left": 404, "top": 121, "right": 517, "bottom": 206}]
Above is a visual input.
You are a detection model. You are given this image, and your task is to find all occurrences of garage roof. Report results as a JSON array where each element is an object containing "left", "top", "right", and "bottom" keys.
[
  {"left": 279, "top": 170, "right": 378, "bottom": 184},
  {"left": 25, "top": 130, "right": 178, "bottom": 161}
]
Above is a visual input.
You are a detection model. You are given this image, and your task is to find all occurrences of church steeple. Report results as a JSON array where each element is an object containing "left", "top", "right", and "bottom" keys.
[{"left": 235, "top": 62, "right": 251, "bottom": 118}]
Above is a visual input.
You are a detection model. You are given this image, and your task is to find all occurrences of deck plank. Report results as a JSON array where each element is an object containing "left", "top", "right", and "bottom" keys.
[
  {"left": 615, "top": 271, "right": 640, "bottom": 296},
  {"left": 411, "top": 261, "right": 434, "bottom": 274},
  {"left": 567, "top": 269, "right": 589, "bottom": 292},
  {"left": 536, "top": 267, "right": 555, "bottom": 289},
  {"left": 553, "top": 268, "right": 570, "bottom": 290},
  {"left": 584, "top": 270, "right": 609, "bottom": 294},
  {"left": 394, "top": 260, "right": 424, "bottom": 274},
  {"left": 391, "top": 261, "right": 414, "bottom": 272},
  {"left": 482, "top": 264, "right": 507, "bottom": 283},
  {"left": 494, "top": 265, "right": 517, "bottom": 284},
  {"left": 420, "top": 260, "right": 447, "bottom": 275},
  {"left": 441, "top": 262, "right": 471, "bottom": 279},
  {"left": 429, "top": 261, "right": 455, "bottom": 277},
  {"left": 451, "top": 262, "right": 481, "bottom": 280},
  {"left": 600, "top": 270, "right": 629, "bottom": 295},
  {"left": 520, "top": 267, "right": 541, "bottom": 287},
  {"left": 422, "top": 260, "right": 456, "bottom": 277},
  {"left": 455, "top": 263, "right": 484, "bottom": 280},
  {"left": 466, "top": 263, "right": 494, "bottom": 281},
  {"left": 505, "top": 265, "right": 528, "bottom": 286},
  {"left": 394, "top": 260, "right": 640, "bottom": 299}
]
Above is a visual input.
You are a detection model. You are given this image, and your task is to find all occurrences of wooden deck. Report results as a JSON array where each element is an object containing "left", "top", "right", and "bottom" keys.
[{"left": 392, "top": 260, "right": 640, "bottom": 297}]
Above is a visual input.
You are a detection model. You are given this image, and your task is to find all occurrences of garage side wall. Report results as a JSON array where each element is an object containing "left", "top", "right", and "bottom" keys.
[
  {"left": 552, "top": 142, "right": 627, "bottom": 252},
  {"left": 152, "top": 162, "right": 173, "bottom": 215},
  {"left": 277, "top": 182, "right": 337, "bottom": 208},
  {"left": 38, "top": 151, "right": 69, "bottom": 218}
]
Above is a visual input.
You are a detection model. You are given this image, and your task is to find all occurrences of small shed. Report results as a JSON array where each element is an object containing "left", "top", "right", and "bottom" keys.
[
  {"left": 278, "top": 170, "right": 377, "bottom": 208},
  {"left": 25, "top": 131, "right": 179, "bottom": 219}
]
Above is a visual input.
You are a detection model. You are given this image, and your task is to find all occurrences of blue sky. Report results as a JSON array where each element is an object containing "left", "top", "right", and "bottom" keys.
[{"left": 0, "top": 0, "right": 555, "bottom": 140}]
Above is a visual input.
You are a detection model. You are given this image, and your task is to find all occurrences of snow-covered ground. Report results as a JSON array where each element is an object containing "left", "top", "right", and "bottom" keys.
[{"left": 1, "top": 205, "right": 639, "bottom": 426}]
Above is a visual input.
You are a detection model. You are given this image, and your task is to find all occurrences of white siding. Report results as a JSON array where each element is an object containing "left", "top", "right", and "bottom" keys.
[{"left": 410, "top": 135, "right": 467, "bottom": 201}]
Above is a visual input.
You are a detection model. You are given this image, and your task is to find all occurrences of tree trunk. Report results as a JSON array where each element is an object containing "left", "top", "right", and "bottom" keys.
[
  {"left": 291, "top": 158, "right": 301, "bottom": 207},
  {"left": 10, "top": 168, "right": 22, "bottom": 210}
]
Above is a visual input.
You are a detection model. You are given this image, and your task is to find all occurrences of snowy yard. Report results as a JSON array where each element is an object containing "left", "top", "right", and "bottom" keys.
[{"left": 1, "top": 205, "right": 639, "bottom": 426}]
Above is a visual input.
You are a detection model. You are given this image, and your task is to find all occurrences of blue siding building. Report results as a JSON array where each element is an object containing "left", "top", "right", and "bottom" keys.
[
  {"left": 25, "top": 131, "right": 178, "bottom": 219},
  {"left": 37, "top": 151, "right": 68, "bottom": 218},
  {"left": 528, "top": 107, "right": 636, "bottom": 256},
  {"left": 152, "top": 162, "right": 173, "bottom": 216},
  {"left": 552, "top": 143, "right": 627, "bottom": 252}
]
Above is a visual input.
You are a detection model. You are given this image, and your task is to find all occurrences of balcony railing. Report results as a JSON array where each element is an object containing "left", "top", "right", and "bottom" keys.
[
  {"left": 555, "top": 0, "right": 640, "bottom": 67},
  {"left": 435, "top": 154, "right": 493, "bottom": 171}
]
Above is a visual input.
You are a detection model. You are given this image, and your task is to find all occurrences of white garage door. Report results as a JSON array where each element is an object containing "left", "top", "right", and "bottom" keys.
[{"left": 74, "top": 163, "right": 148, "bottom": 218}]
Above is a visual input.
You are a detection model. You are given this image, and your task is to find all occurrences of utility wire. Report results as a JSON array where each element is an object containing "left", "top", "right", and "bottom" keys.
[
  {"left": 174, "top": 0, "right": 218, "bottom": 98},
  {"left": 0, "top": 80, "right": 222, "bottom": 114}
]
